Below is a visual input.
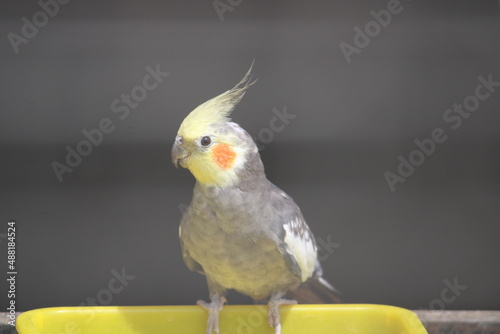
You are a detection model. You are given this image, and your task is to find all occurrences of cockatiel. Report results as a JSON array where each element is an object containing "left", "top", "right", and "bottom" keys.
[{"left": 171, "top": 64, "right": 340, "bottom": 334}]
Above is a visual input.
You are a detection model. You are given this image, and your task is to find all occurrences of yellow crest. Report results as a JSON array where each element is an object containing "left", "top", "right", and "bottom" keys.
[{"left": 178, "top": 62, "right": 256, "bottom": 140}]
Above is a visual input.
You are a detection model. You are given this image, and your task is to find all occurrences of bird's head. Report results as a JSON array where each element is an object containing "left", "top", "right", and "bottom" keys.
[{"left": 171, "top": 64, "right": 260, "bottom": 188}]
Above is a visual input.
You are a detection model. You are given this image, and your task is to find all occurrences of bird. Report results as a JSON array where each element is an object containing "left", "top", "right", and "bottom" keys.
[{"left": 171, "top": 63, "right": 340, "bottom": 334}]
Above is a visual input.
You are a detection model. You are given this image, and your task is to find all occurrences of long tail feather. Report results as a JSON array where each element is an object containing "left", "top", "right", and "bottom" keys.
[{"left": 286, "top": 276, "right": 342, "bottom": 304}]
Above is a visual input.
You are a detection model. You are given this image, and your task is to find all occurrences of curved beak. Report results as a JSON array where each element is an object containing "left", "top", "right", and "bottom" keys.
[{"left": 171, "top": 142, "right": 189, "bottom": 169}]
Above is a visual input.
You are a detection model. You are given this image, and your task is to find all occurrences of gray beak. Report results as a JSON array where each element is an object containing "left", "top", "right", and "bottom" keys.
[{"left": 171, "top": 142, "right": 189, "bottom": 168}]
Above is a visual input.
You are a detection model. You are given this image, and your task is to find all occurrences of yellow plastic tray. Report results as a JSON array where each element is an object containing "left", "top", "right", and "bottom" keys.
[{"left": 16, "top": 304, "right": 428, "bottom": 334}]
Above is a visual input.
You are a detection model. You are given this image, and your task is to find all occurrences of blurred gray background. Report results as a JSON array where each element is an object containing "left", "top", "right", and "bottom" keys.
[{"left": 1, "top": 0, "right": 499, "bottom": 312}]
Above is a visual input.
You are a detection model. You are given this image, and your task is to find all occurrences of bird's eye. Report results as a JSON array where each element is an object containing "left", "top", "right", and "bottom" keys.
[
  {"left": 200, "top": 136, "right": 211, "bottom": 147},
  {"left": 176, "top": 136, "right": 183, "bottom": 145}
]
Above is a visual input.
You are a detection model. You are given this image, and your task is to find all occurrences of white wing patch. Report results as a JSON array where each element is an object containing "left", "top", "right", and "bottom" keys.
[{"left": 283, "top": 217, "right": 317, "bottom": 282}]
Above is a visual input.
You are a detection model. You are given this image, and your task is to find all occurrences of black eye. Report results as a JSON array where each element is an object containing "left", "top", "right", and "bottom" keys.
[
  {"left": 201, "top": 136, "right": 211, "bottom": 147},
  {"left": 176, "top": 136, "right": 183, "bottom": 145}
]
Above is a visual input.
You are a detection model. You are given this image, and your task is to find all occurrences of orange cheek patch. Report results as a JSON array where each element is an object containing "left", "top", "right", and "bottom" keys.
[{"left": 212, "top": 143, "right": 237, "bottom": 170}]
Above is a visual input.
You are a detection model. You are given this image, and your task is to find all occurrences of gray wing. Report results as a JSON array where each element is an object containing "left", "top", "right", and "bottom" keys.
[
  {"left": 268, "top": 183, "right": 318, "bottom": 283},
  {"left": 266, "top": 185, "right": 342, "bottom": 303}
]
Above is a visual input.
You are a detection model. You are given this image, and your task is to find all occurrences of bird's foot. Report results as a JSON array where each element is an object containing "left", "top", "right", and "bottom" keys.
[
  {"left": 197, "top": 295, "right": 227, "bottom": 334},
  {"left": 268, "top": 292, "right": 297, "bottom": 334}
]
